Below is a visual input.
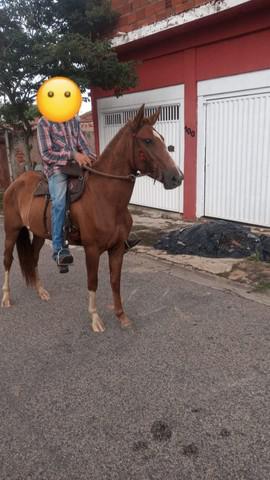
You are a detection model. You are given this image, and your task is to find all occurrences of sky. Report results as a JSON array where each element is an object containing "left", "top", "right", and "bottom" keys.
[{"left": 79, "top": 89, "right": 92, "bottom": 114}]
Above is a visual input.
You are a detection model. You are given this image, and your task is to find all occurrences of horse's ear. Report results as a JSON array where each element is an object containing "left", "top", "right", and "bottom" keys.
[
  {"left": 132, "top": 104, "right": 145, "bottom": 131},
  {"left": 148, "top": 107, "right": 161, "bottom": 125}
]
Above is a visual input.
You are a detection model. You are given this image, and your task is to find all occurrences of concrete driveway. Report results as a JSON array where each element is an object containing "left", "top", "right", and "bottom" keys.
[{"left": 0, "top": 221, "right": 269, "bottom": 480}]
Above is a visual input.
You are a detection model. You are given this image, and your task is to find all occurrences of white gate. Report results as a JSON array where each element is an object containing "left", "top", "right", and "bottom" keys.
[
  {"left": 197, "top": 70, "right": 270, "bottom": 226},
  {"left": 97, "top": 86, "right": 184, "bottom": 212}
]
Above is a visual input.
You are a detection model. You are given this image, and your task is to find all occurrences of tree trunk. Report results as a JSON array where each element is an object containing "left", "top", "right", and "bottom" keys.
[
  {"left": 23, "top": 129, "right": 34, "bottom": 171},
  {"left": 4, "top": 130, "right": 14, "bottom": 182}
]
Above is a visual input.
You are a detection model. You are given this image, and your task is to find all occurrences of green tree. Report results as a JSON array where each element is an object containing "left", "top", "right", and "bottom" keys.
[{"left": 0, "top": 0, "right": 137, "bottom": 168}]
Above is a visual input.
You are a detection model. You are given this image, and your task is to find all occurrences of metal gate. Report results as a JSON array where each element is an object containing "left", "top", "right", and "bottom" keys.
[
  {"left": 203, "top": 92, "right": 270, "bottom": 226},
  {"left": 197, "top": 71, "right": 270, "bottom": 227},
  {"left": 98, "top": 91, "right": 184, "bottom": 212}
]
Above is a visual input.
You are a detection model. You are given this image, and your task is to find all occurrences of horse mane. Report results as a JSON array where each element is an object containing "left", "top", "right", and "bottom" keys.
[
  {"left": 99, "top": 122, "right": 131, "bottom": 159},
  {"left": 96, "top": 115, "right": 149, "bottom": 163}
]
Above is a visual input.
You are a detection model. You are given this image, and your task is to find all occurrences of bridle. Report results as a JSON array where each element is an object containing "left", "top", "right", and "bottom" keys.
[{"left": 83, "top": 127, "right": 160, "bottom": 182}]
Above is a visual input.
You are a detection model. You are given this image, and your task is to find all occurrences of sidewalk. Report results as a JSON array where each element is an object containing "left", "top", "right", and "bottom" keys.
[{"left": 129, "top": 205, "right": 270, "bottom": 294}]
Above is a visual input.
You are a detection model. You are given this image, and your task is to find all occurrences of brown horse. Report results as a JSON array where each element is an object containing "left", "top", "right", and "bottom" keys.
[{"left": 1, "top": 105, "right": 183, "bottom": 332}]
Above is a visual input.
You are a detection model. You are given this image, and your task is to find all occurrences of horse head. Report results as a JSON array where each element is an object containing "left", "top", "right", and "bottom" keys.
[{"left": 130, "top": 105, "right": 184, "bottom": 189}]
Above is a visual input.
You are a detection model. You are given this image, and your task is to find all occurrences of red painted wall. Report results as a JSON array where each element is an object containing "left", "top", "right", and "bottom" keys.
[
  {"left": 93, "top": 2, "right": 270, "bottom": 218},
  {"left": 197, "top": 29, "right": 270, "bottom": 81}
]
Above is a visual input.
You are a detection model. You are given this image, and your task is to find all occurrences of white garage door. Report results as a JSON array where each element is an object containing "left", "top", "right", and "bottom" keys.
[
  {"left": 197, "top": 70, "right": 270, "bottom": 226},
  {"left": 97, "top": 86, "right": 184, "bottom": 212}
]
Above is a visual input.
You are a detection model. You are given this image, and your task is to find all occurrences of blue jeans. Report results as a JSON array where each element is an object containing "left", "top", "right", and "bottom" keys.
[{"left": 48, "top": 173, "right": 68, "bottom": 253}]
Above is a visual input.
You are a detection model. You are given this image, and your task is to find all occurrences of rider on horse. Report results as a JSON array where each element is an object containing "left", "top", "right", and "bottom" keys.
[{"left": 37, "top": 115, "right": 96, "bottom": 267}]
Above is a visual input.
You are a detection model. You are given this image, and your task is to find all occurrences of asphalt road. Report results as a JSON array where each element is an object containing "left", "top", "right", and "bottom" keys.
[{"left": 0, "top": 221, "right": 269, "bottom": 480}]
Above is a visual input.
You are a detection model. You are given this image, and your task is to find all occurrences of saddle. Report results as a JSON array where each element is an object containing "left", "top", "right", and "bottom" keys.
[
  {"left": 33, "top": 163, "right": 88, "bottom": 236},
  {"left": 34, "top": 163, "right": 87, "bottom": 203}
]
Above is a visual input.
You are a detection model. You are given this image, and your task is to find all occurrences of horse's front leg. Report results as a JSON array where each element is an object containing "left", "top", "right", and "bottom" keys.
[
  {"left": 108, "top": 243, "right": 132, "bottom": 328},
  {"left": 84, "top": 245, "right": 105, "bottom": 333}
]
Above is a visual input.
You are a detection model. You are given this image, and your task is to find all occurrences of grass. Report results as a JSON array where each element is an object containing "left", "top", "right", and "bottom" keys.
[
  {"left": 253, "top": 281, "right": 270, "bottom": 293},
  {"left": 247, "top": 250, "right": 262, "bottom": 262}
]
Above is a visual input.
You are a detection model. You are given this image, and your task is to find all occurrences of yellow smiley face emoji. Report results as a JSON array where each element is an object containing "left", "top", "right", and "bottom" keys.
[{"left": 36, "top": 77, "right": 82, "bottom": 122}]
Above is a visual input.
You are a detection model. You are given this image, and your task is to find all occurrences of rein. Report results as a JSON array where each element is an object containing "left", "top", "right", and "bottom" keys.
[{"left": 83, "top": 165, "right": 139, "bottom": 182}]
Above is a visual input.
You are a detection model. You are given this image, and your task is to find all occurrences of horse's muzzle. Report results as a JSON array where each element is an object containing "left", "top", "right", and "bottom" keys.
[{"left": 163, "top": 168, "right": 184, "bottom": 190}]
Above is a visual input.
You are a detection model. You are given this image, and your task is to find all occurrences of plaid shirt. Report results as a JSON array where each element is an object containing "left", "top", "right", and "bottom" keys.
[{"left": 37, "top": 116, "right": 96, "bottom": 178}]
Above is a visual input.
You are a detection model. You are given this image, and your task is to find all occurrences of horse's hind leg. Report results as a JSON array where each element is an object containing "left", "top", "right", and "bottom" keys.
[
  {"left": 2, "top": 229, "right": 20, "bottom": 307},
  {"left": 33, "top": 235, "right": 50, "bottom": 301},
  {"left": 108, "top": 244, "right": 132, "bottom": 329}
]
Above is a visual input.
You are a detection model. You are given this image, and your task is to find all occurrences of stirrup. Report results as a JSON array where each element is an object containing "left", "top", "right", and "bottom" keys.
[{"left": 53, "top": 248, "right": 74, "bottom": 266}]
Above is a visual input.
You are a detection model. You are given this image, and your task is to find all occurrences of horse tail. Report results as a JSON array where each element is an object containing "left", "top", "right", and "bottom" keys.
[{"left": 16, "top": 227, "right": 36, "bottom": 286}]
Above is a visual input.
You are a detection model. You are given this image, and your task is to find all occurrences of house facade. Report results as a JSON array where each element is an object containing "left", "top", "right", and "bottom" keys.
[{"left": 91, "top": 0, "right": 270, "bottom": 227}]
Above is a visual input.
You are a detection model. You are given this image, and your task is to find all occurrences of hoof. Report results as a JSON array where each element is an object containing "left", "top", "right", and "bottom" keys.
[
  {"left": 37, "top": 287, "right": 50, "bottom": 301},
  {"left": 92, "top": 314, "right": 105, "bottom": 333},
  {"left": 1, "top": 294, "right": 11, "bottom": 308},
  {"left": 119, "top": 314, "right": 132, "bottom": 329}
]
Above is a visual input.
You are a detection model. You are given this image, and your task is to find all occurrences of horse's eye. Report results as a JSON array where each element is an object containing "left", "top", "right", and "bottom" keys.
[
  {"left": 48, "top": 91, "right": 54, "bottom": 98},
  {"left": 64, "top": 91, "right": 71, "bottom": 98},
  {"left": 144, "top": 138, "right": 152, "bottom": 145}
]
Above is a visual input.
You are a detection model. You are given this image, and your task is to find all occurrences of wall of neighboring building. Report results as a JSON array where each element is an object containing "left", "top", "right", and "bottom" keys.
[
  {"left": 80, "top": 112, "right": 96, "bottom": 154},
  {"left": 7, "top": 131, "right": 35, "bottom": 174},
  {"left": 111, "top": 0, "right": 209, "bottom": 33},
  {"left": 6, "top": 112, "right": 96, "bottom": 174},
  {"left": 31, "top": 132, "right": 42, "bottom": 166}
]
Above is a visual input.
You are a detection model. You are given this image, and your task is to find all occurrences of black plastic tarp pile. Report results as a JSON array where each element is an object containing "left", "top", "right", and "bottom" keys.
[{"left": 154, "top": 221, "right": 270, "bottom": 261}]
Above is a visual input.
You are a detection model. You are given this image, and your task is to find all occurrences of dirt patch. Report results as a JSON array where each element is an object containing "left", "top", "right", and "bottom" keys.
[
  {"left": 130, "top": 207, "right": 148, "bottom": 217},
  {"left": 132, "top": 225, "right": 169, "bottom": 247},
  {"left": 220, "top": 428, "right": 231, "bottom": 438},
  {"left": 151, "top": 421, "right": 172, "bottom": 442},
  {"left": 182, "top": 443, "right": 199, "bottom": 457},
  {"left": 132, "top": 440, "right": 149, "bottom": 452},
  {"left": 130, "top": 205, "right": 181, "bottom": 221},
  {"left": 222, "top": 257, "right": 270, "bottom": 291}
]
